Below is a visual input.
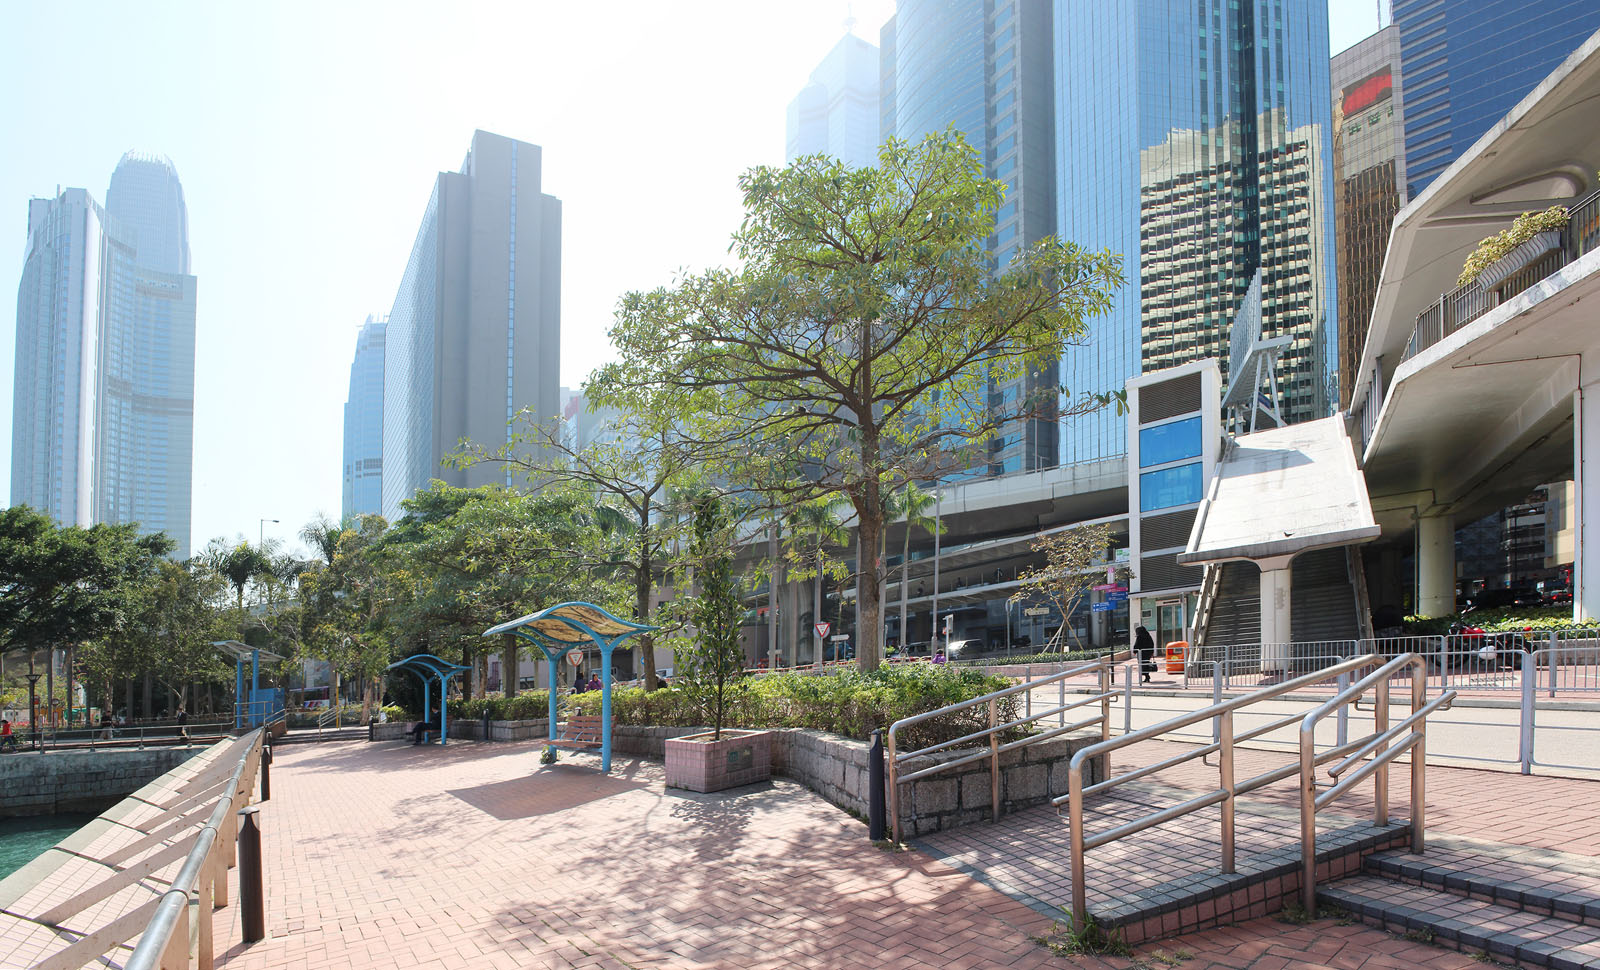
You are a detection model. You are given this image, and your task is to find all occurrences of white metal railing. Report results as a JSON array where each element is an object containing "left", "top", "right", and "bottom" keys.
[
  {"left": 1060, "top": 653, "right": 1453, "bottom": 928},
  {"left": 5, "top": 730, "right": 265, "bottom": 970},
  {"left": 886, "top": 657, "right": 1113, "bottom": 845}
]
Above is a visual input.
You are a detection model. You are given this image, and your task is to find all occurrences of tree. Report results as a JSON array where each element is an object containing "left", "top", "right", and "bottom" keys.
[
  {"left": 450, "top": 399, "right": 715, "bottom": 690},
  {"left": 886, "top": 482, "right": 943, "bottom": 651},
  {"left": 676, "top": 493, "right": 745, "bottom": 740},
  {"left": 593, "top": 131, "right": 1123, "bottom": 670},
  {"left": 786, "top": 494, "right": 850, "bottom": 665},
  {"left": 297, "top": 514, "right": 394, "bottom": 721},
  {"left": 1011, "top": 523, "right": 1115, "bottom": 652},
  {"left": 206, "top": 540, "right": 273, "bottom": 610}
]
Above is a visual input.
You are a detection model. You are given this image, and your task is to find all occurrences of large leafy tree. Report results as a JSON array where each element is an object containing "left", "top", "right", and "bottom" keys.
[
  {"left": 450, "top": 401, "right": 708, "bottom": 690},
  {"left": 297, "top": 514, "right": 393, "bottom": 721},
  {"left": 593, "top": 132, "right": 1122, "bottom": 669}
]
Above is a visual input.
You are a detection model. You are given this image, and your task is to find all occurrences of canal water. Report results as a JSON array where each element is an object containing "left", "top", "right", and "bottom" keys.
[{"left": 0, "top": 814, "right": 95, "bottom": 880}]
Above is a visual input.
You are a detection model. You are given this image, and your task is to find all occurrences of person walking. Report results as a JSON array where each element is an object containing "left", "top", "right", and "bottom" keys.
[
  {"left": 1134, "top": 626, "right": 1156, "bottom": 684},
  {"left": 0, "top": 719, "right": 17, "bottom": 752}
]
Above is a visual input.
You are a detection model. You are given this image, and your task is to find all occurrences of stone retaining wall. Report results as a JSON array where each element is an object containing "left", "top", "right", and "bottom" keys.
[{"left": 0, "top": 746, "right": 205, "bottom": 818}]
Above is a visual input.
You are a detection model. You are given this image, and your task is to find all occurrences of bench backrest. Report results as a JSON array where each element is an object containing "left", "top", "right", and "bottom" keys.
[{"left": 563, "top": 715, "right": 605, "bottom": 742}]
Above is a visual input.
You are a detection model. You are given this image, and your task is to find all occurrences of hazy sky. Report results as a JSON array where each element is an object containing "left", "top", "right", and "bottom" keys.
[{"left": 0, "top": 1, "right": 1386, "bottom": 557}]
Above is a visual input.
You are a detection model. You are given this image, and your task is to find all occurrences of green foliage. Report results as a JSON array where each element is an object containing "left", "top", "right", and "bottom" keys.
[
  {"left": 948, "top": 648, "right": 1119, "bottom": 668},
  {"left": 675, "top": 493, "right": 746, "bottom": 739},
  {"left": 592, "top": 131, "right": 1123, "bottom": 672},
  {"left": 569, "top": 663, "right": 1018, "bottom": 750},
  {"left": 446, "top": 692, "right": 552, "bottom": 722},
  {"left": 1401, "top": 606, "right": 1600, "bottom": 636},
  {"left": 1033, "top": 916, "right": 1132, "bottom": 958},
  {"left": 1457, "top": 205, "right": 1569, "bottom": 286}
]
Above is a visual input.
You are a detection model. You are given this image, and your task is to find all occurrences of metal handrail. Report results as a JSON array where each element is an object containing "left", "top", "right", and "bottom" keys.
[
  {"left": 886, "top": 656, "right": 1111, "bottom": 844},
  {"left": 124, "top": 729, "right": 263, "bottom": 970},
  {"left": 1297, "top": 653, "right": 1455, "bottom": 909},
  {"left": 1059, "top": 653, "right": 1438, "bottom": 928}
]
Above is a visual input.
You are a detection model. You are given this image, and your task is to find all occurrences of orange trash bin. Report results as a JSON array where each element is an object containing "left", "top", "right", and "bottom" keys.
[{"left": 1164, "top": 641, "right": 1188, "bottom": 675}]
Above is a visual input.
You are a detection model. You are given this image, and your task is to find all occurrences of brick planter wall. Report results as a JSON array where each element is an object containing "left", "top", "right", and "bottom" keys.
[{"left": 664, "top": 730, "right": 772, "bottom": 792}]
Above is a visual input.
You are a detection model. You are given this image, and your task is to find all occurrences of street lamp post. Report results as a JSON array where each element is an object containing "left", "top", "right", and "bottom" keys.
[{"left": 259, "top": 518, "right": 279, "bottom": 549}]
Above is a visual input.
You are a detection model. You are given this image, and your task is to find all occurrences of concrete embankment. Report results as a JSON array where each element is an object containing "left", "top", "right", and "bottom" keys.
[{"left": 0, "top": 746, "right": 205, "bottom": 817}]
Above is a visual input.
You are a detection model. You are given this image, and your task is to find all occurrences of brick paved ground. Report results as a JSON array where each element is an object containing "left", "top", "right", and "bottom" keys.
[{"left": 209, "top": 737, "right": 1599, "bottom": 970}]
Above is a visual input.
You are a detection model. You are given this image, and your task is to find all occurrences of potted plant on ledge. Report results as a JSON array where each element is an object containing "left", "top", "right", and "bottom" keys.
[{"left": 665, "top": 493, "right": 772, "bottom": 793}]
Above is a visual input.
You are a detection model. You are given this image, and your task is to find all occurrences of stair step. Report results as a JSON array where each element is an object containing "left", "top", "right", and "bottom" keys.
[
  {"left": 1365, "top": 840, "right": 1600, "bottom": 927},
  {"left": 1322, "top": 875, "right": 1600, "bottom": 969},
  {"left": 274, "top": 727, "right": 369, "bottom": 745}
]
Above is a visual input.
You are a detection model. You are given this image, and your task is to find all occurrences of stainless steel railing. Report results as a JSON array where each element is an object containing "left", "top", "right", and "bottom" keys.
[
  {"left": 886, "top": 657, "right": 1113, "bottom": 845},
  {"left": 1059, "top": 653, "right": 1452, "bottom": 928}
]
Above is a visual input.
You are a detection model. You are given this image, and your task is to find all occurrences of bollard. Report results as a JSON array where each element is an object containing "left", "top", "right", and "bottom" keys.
[
  {"left": 260, "top": 745, "right": 272, "bottom": 801},
  {"left": 868, "top": 730, "right": 887, "bottom": 842},
  {"left": 238, "top": 806, "right": 266, "bottom": 943},
  {"left": 481, "top": 707, "right": 491, "bottom": 741},
  {"left": 368, "top": 718, "right": 375, "bottom": 742}
]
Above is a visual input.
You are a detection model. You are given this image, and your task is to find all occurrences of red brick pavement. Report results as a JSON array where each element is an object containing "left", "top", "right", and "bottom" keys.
[{"left": 208, "top": 737, "right": 1597, "bottom": 969}]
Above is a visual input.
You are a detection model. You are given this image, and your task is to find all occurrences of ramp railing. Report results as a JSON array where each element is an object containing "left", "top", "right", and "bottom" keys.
[
  {"left": 1060, "top": 653, "right": 1453, "bottom": 928},
  {"left": 886, "top": 656, "right": 1114, "bottom": 845}
]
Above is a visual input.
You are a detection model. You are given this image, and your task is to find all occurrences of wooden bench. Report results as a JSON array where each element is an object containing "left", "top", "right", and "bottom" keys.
[{"left": 547, "top": 715, "right": 605, "bottom": 751}]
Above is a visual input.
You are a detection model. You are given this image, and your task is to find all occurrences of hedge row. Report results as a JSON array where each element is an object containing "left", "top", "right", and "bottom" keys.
[{"left": 564, "top": 663, "right": 1021, "bottom": 750}]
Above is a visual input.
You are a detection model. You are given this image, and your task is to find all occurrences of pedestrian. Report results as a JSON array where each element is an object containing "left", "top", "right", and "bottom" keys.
[
  {"left": 410, "top": 703, "right": 439, "bottom": 745},
  {"left": 1134, "top": 625, "right": 1156, "bottom": 684},
  {"left": 176, "top": 706, "right": 189, "bottom": 740},
  {"left": 0, "top": 719, "right": 16, "bottom": 753},
  {"left": 586, "top": 673, "right": 601, "bottom": 692},
  {"left": 571, "top": 672, "right": 586, "bottom": 694}
]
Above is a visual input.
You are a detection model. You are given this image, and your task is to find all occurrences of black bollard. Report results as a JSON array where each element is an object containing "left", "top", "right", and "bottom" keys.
[
  {"left": 869, "top": 729, "right": 887, "bottom": 841},
  {"left": 260, "top": 745, "right": 272, "bottom": 801},
  {"left": 238, "top": 806, "right": 266, "bottom": 943},
  {"left": 481, "top": 707, "right": 491, "bottom": 741}
]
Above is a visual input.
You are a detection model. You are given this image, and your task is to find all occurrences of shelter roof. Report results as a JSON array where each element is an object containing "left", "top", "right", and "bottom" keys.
[
  {"left": 210, "top": 640, "right": 286, "bottom": 663},
  {"left": 482, "top": 601, "right": 655, "bottom": 644}
]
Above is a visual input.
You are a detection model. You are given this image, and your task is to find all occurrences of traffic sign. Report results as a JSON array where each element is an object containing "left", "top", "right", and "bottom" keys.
[
  {"left": 831, "top": 634, "right": 850, "bottom": 641},
  {"left": 1023, "top": 607, "right": 1049, "bottom": 617},
  {"left": 815, "top": 622, "right": 831, "bottom": 639},
  {"left": 1091, "top": 603, "right": 1113, "bottom": 612},
  {"left": 566, "top": 651, "right": 583, "bottom": 667}
]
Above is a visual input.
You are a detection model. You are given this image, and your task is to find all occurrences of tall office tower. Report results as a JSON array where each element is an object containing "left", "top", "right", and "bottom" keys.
[
  {"left": 787, "top": 31, "right": 881, "bottom": 167},
  {"left": 1393, "top": 0, "right": 1600, "bottom": 199},
  {"left": 879, "top": 0, "right": 1059, "bottom": 476},
  {"left": 381, "top": 131, "right": 561, "bottom": 519},
  {"left": 1332, "top": 27, "right": 1407, "bottom": 410},
  {"left": 342, "top": 315, "right": 386, "bottom": 521},
  {"left": 1055, "top": 0, "right": 1337, "bottom": 464},
  {"left": 11, "top": 154, "right": 197, "bottom": 556}
]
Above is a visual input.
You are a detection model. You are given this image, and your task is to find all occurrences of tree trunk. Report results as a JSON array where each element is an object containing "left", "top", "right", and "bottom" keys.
[
  {"left": 767, "top": 520, "right": 779, "bottom": 668},
  {"left": 901, "top": 526, "right": 911, "bottom": 651},
  {"left": 638, "top": 504, "right": 659, "bottom": 691},
  {"left": 856, "top": 493, "right": 883, "bottom": 671},
  {"left": 502, "top": 635, "right": 518, "bottom": 697},
  {"left": 814, "top": 547, "right": 824, "bottom": 665},
  {"left": 141, "top": 672, "right": 153, "bottom": 720}
]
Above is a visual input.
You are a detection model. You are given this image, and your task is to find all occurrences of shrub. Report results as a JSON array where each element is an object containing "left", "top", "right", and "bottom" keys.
[
  {"left": 1457, "top": 205, "right": 1568, "bottom": 287},
  {"left": 1401, "top": 606, "right": 1600, "bottom": 636},
  {"left": 567, "top": 664, "right": 1022, "bottom": 750}
]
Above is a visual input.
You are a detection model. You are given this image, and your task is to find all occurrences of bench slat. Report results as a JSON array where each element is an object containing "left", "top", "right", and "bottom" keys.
[{"left": 550, "top": 716, "right": 609, "bottom": 750}]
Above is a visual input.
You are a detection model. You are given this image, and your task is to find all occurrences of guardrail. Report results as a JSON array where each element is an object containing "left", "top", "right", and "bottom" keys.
[
  {"left": 26, "top": 720, "right": 232, "bottom": 751},
  {"left": 886, "top": 657, "right": 1113, "bottom": 845},
  {"left": 1059, "top": 653, "right": 1453, "bottom": 928},
  {"left": 7, "top": 730, "right": 266, "bottom": 970}
]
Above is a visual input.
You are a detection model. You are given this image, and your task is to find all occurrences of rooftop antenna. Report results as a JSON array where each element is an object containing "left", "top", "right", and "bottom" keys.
[{"left": 843, "top": 3, "right": 856, "bottom": 34}]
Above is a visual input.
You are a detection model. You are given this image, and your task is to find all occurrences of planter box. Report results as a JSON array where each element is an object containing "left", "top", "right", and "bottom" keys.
[
  {"left": 665, "top": 729, "right": 771, "bottom": 792},
  {"left": 1478, "top": 230, "right": 1562, "bottom": 289}
]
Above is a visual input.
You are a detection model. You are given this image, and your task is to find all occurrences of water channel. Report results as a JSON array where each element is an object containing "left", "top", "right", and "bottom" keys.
[{"left": 0, "top": 814, "right": 95, "bottom": 880}]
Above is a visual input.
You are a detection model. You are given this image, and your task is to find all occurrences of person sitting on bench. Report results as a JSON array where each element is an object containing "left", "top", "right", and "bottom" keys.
[{"left": 409, "top": 704, "right": 440, "bottom": 745}]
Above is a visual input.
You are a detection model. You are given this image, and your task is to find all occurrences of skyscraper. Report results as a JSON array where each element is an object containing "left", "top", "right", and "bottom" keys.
[
  {"left": 1393, "top": 0, "right": 1600, "bottom": 198},
  {"left": 787, "top": 32, "right": 881, "bottom": 168},
  {"left": 381, "top": 131, "right": 561, "bottom": 519},
  {"left": 11, "top": 154, "right": 197, "bottom": 556},
  {"left": 1332, "top": 26, "right": 1407, "bottom": 410},
  {"left": 879, "top": 0, "right": 1059, "bottom": 475},
  {"left": 1055, "top": 0, "right": 1337, "bottom": 463},
  {"left": 342, "top": 315, "right": 386, "bottom": 521}
]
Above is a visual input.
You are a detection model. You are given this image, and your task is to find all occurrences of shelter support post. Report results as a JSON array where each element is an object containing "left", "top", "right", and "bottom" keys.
[
  {"left": 600, "top": 642, "right": 615, "bottom": 773},
  {"left": 1576, "top": 380, "right": 1600, "bottom": 621}
]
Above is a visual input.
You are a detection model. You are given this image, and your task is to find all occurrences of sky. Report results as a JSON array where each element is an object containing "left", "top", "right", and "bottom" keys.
[{"left": 0, "top": 0, "right": 1387, "bottom": 558}]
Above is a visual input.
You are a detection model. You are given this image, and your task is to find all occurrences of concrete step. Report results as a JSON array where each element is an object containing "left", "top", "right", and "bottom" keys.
[
  {"left": 1365, "top": 839, "right": 1600, "bottom": 927},
  {"left": 1321, "top": 875, "right": 1600, "bottom": 969},
  {"left": 273, "top": 727, "right": 369, "bottom": 745}
]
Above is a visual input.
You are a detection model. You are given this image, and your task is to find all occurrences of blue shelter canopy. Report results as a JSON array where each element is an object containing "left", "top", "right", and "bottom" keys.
[
  {"left": 212, "top": 640, "right": 286, "bottom": 729},
  {"left": 483, "top": 601, "right": 657, "bottom": 772},
  {"left": 385, "top": 653, "right": 469, "bottom": 744}
]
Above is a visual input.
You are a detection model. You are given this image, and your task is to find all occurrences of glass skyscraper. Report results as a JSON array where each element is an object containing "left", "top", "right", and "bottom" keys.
[
  {"left": 787, "top": 32, "right": 881, "bottom": 168},
  {"left": 1393, "top": 0, "right": 1600, "bottom": 199},
  {"left": 11, "top": 154, "right": 197, "bottom": 556},
  {"left": 342, "top": 315, "right": 386, "bottom": 522},
  {"left": 1055, "top": 0, "right": 1337, "bottom": 464},
  {"left": 879, "top": 0, "right": 1059, "bottom": 476},
  {"left": 381, "top": 131, "right": 561, "bottom": 520}
]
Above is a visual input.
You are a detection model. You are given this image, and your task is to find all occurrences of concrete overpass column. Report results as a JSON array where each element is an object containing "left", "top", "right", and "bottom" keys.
[
  {"left": 1258, "top": 556, "right": 1293, "bottom": 675},
  {"left": 1417, "top": 513, "right": 1455, "bottom": 618},
  {"left": 1577, "top": 383, "right": 1600, "bottom": 620}
]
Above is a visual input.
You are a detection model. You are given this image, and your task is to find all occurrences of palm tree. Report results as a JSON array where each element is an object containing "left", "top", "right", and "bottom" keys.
[
  {"left": 300, "top": 515, "right": 343, "bottom": 566},
  {"left": 211, "top": 542, "right": 272, "bottom": 610},
  {"left": 886, "top": 483, "right": 943, "bottom": 652},
  {"left": 787, "top": 494, "right": 849, "bottom": 665}
]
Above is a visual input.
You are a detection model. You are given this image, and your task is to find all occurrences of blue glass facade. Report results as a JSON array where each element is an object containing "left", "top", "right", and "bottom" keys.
[
  {"left": 1055, "top": 0, "right": 1337, "bottom": 465},
  {"left": 343, "top": 316, "right": 386, "bottom": 521},
  {"left": 1394, "top": 0, "right": 1600, "bottom": 198},
  {"left": 381, "top": 186, "right": 440, "bottom": 520}
]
